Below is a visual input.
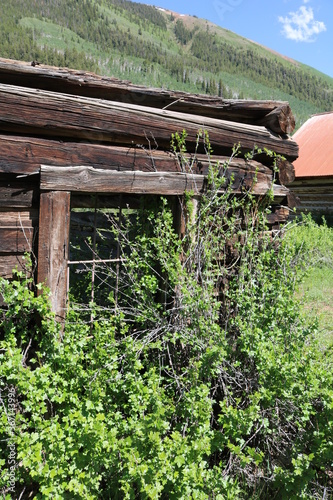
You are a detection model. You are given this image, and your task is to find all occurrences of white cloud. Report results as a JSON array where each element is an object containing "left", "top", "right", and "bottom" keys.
[{"left": 278, "top": 5, "right": 326, "bottom": 42}]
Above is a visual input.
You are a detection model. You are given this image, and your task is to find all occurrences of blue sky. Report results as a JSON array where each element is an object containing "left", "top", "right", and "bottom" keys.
[{"left": 136, "top": 0, "right": 333, "bottom": 78}]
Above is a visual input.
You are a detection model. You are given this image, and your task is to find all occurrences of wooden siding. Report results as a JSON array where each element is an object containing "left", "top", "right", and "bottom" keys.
[{"left": 291, "top": 177, "right": 333, "bottom": 219}]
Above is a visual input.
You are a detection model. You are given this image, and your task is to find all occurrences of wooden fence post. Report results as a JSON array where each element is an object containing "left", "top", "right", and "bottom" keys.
[{"left": 37, "top": 191, "right": 71, "bottom": 324}]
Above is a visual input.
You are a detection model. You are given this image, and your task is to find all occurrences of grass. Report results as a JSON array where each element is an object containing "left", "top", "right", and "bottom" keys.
[
  {"left": 298, "top": 266, "right": 333, "bottom": 349},
  {"left": 285, "top": 215, "right": 333, "bottom": 351},
  {"left": 19, "top": 17, "right": 101, "bottom": 56}
]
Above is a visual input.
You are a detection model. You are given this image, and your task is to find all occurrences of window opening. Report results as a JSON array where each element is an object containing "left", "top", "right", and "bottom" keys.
[
  {"left": 68, "top": 194, "right": 145, "bottom": 323},
  {"left": 67, "top": 194, "right": 181, "bottom": 324},
  {"left": 68, "top": 198, "right": 123, "bottom": 321}
]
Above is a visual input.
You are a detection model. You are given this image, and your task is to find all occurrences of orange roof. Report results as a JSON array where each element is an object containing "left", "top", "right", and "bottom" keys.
[{"left": 293, "top": 112, "right": 333, "bottom": 178}]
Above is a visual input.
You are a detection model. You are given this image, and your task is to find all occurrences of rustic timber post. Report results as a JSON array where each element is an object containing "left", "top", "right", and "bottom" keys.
[{"left": 37, "top": 191, "right": 71, "bottom": 324}]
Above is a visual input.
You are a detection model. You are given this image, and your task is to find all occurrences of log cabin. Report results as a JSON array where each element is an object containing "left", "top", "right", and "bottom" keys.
[
  {"left": 292, "top": 112, "right": 333, "bottom": 224},
  {"left": 0, "top": 58, "right": 298, "bottom": 321}
]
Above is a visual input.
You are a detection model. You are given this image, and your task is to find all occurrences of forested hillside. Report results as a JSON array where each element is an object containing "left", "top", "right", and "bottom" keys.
[{"left": 1, "top": 0, "right": 333, "bottom": 128}]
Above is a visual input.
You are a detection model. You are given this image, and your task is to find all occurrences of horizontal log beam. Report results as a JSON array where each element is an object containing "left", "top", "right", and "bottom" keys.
[
  {"left": 40, "top": 165, "right": 289, "bottom": 198},
  {"left": 0, "top": 134, "right": 272, "bottom": 176},
  {"left": 0, "top": 84, "right": 299, "bottom": 161},
  {"left": 0, "top": 58, "right": 295, "bottom": 135},
  {"left": 40, "top": 167, "right": 215, "bottom": 195},
  {"left": 292, "top": 179, "right": 333, "bottom": 188}
]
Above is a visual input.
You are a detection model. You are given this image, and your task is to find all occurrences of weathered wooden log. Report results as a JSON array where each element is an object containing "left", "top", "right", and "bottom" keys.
[
  {"left": 40, "top": 167, "right": 225, "bottom": 195},
  {"left": 0, "top": 58, "right": 296, "bottom": 135},
  {"left": 0, "top": 227, "right": 34, "bottom": 253},
  {"left": 0, "top": 84, "right": 299, "bottom": 161},
  {"left": 37, "top": 191, "right": 71, "bottom": 324},
  {"left": 0, "top": 133, "right": 279, "bottom": 197},
  {"left": 0, "top": 177, "right": 36, "bottom": 208},
  {"left": 257, "top": 106, "right": 295, "bottom": 135},
  {"left": 40, "top": 165, "right": 290, "bottom": 198},
  {"left": 287, "top": 192, "right": 300, "bottom": 209},
  {"left": 266, "top": 206, "right": 290, "bottom": 225},
  {"left": 276, "top": 158, "right": 295, "bottom": 185},
  {"left": 0, "top": 134, "right": 271, "bottom": 176},
  {"left": 0, "top": 209, "right": 38, "bottom": 226},
  {"left": 0, "top": 254, "right": 31, "bottom": 279}
]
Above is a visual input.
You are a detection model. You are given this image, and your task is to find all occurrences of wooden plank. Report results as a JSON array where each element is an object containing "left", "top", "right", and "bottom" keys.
[
  {"left": 293, "top": 193, "right": 333, "bottom": 201},
  {"left": 0, "top": 209, "right": 38, "bottom": 226},
  {"left": 292, "top": 187, "right": 332, "bottom": 195},
  {"left": 0, "top": 185, "right": 35, "bottom": 208},
  {"left": 0, "top": 227, "right": 34, "bottom": 253},
  {"left": 40, "top": 167, "right": 208, "bottom": 195},
  {"left": 0, "top": 84, "right": 299, "bottom": 161},
  {"left": 40, "top": 166, "right": 289, "bottom": 198},
  {"left": 293, "top": 201, "right": 333, "bottom": 213},
  {"left": 37, "top": 191, "right": 71, "bottom": 323},
  {"left": 292, "top": 186, "right": 333, "bottom": 194},
  {"left": 292, "top": 177, "right": 333, "bottom": 186},
  {"left": 0, "top": 254, "right": 31, "bottom": 278},
  {"left": 0, "top": 58, "right": 296, "bottom": 135}
]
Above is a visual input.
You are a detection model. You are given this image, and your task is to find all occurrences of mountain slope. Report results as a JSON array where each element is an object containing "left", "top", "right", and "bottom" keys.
[{"left": 1, "top": 0, "right": 333, "bottom": 128}]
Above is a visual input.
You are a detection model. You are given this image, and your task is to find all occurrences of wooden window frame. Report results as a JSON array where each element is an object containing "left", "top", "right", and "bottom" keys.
[
  {"left": 37, "top": 165, "right": 205, "bottom": 322},
  {"left": 37, "top": 165, "right": 289, "bottom": 323}
]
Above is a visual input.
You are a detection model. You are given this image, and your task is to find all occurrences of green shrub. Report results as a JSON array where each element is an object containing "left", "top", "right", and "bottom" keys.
[{"left": 1, "top": 143, "right": 332, "bottom": 499}]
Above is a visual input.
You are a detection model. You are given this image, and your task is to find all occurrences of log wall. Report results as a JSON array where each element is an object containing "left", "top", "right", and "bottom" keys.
[
  {"left": 0, "top": 58, "right": 299, "bottom": 320},
  {"left": 291, "top": 177, "right": 333, "bottom": 223},
  {"left": 0, "top": 174, "right": 38, "bottom": 282}
]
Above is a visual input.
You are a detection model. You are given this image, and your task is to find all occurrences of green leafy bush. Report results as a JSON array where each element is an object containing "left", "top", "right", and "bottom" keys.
[{"left": 1, "top": 143, "right": 332, "bottom": 498}]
